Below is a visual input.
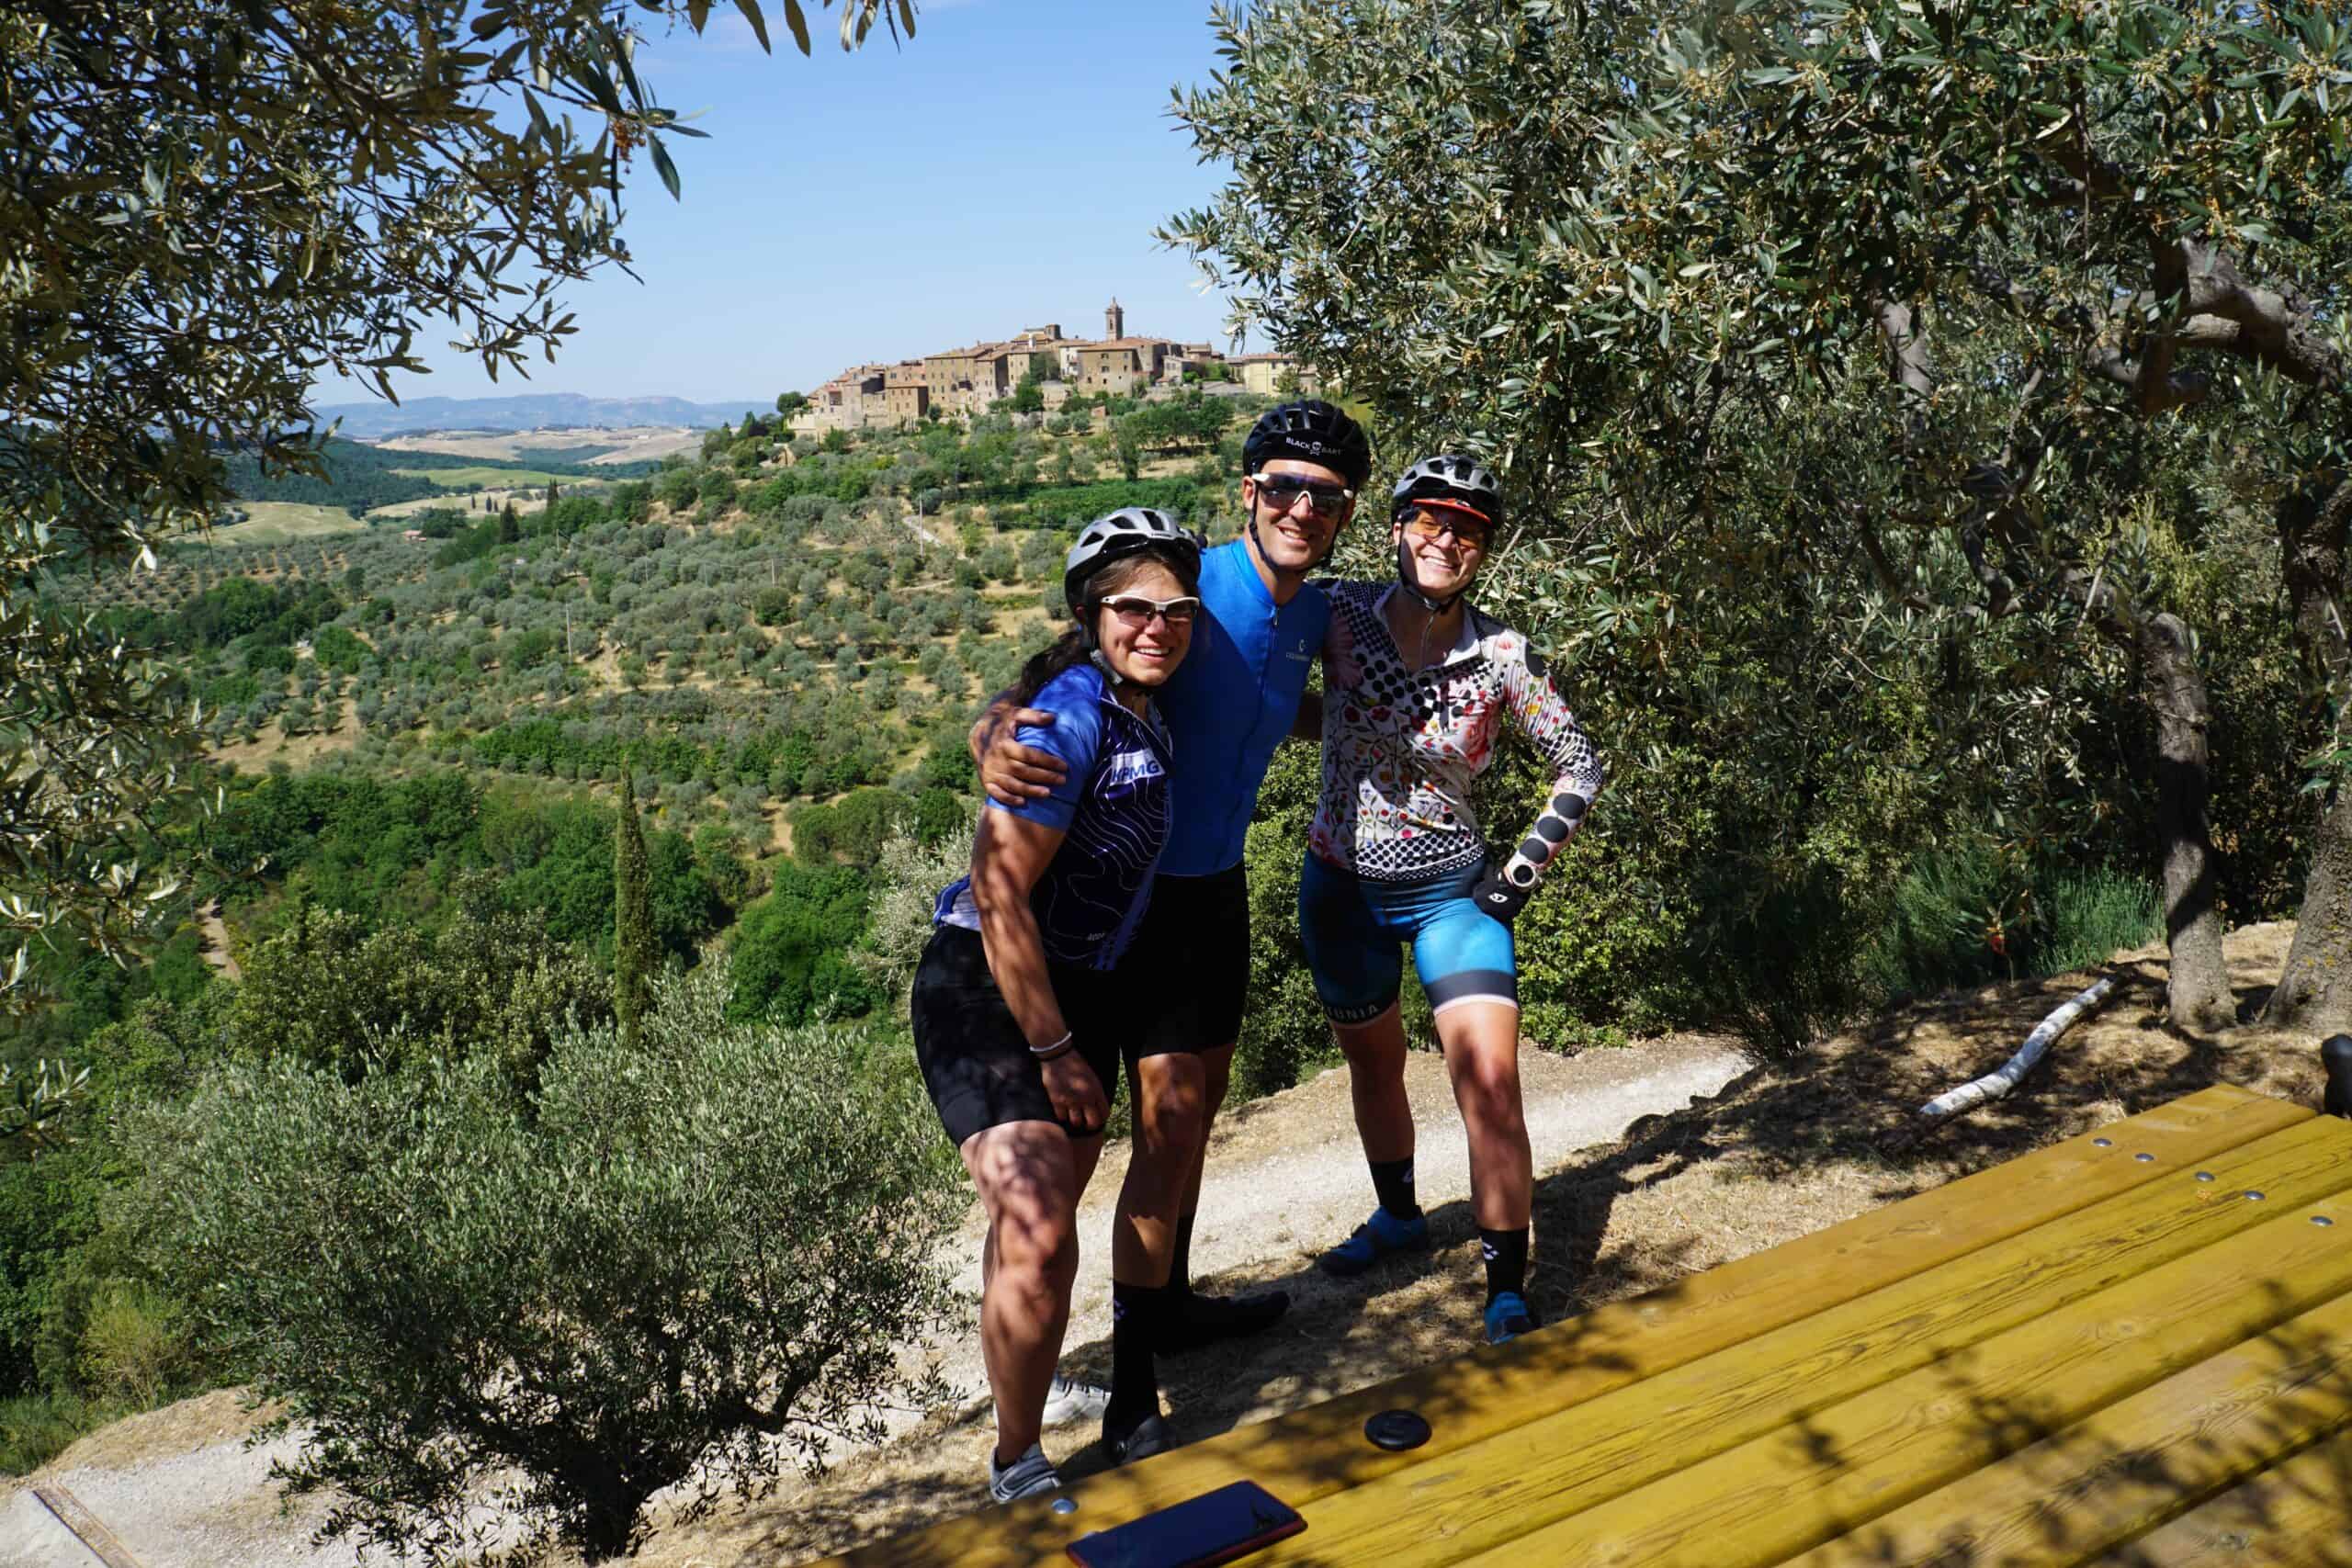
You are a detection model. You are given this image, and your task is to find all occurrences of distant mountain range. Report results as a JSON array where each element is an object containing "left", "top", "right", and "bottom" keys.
[{"left": 311, "top": 393, "right": 771, "bottom": 438}]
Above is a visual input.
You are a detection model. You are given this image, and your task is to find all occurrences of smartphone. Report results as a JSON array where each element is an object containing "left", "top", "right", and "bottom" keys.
[{"left": 1064, "top": 1480, "right": 1306, "bottom": 1568}]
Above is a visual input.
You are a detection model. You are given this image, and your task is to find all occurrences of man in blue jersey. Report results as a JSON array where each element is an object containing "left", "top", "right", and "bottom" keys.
[{"left": 975, "top": 401, "right": 1372, "bottom": 1385}]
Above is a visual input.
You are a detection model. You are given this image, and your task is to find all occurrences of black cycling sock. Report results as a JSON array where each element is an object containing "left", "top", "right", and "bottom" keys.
[
  {"left": 1108, "top": 1280, "right": 1166, "bottom": 1429},
  {"left": 1370, "top": 1157, "right": 1421, "bottom": 1221},
  {"left": 1170, "top": 1213, "right": 1198, "bottom": 1301},
  {"left": 1480, "top": 1227, "right": 1530, "bottom": 1304}
]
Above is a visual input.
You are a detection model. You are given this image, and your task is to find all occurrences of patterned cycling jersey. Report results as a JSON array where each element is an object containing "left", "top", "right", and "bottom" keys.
[
  {"left": 1310, "top": 580, "right": 1603, "bottom": 882},
  {"left": 936, "top": 663, "right": 1173, "bottom": 970}
]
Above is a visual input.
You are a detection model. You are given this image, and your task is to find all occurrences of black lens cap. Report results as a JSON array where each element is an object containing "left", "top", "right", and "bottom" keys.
[{"left": 1363, "top": 1409, "right": 1431, "bottom": 1451}]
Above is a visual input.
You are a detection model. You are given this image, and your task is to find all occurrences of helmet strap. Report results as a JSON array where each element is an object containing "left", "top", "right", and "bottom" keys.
[
  {"left": 1395, "top": 538, "right": 1466, "bottom": 615},
  {"left": 1071, "top": 598, "right": 1133, "bottom": 688},
  {"left": 1087, "top": 646, "right": 1132, "bottom": 688}
]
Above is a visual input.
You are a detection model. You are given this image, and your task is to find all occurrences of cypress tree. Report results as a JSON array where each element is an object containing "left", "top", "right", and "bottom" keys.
[
  {"left": 497, "top": 502, "right": 520, "bottom": 544},
  {"left": 614, "top": 772, "right": 655, "bottom": 1050}
]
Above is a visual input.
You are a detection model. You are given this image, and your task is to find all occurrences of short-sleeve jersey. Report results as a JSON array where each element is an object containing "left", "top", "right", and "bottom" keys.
[
  {"left": 935, "top": 662, "right": 1174, "bottom": 970},
  {"left": 1311, "top": 580, "right": 1604, "bottom": 881},
  {"left": 1151, "top": 539, "right": 1329, "bottom": 877}
]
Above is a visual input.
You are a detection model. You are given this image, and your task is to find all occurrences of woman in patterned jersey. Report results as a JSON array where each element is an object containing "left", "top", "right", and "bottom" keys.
[
  {"left": 909, "top": 510, "right": 1200, "bottom": 1501},
  {"left": 1302, "top": 454, "right": 1605, "bottom": 1345}
]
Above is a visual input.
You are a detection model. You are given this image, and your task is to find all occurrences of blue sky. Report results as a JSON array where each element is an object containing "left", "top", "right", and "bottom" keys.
[{"left": 329, "top": 1, "right": 1248, "bottom": 409}]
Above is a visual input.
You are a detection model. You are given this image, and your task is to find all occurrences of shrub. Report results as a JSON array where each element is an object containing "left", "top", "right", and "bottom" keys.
[
  {"left": 729, "top": 863, "right": 873, "bottom": 1023},
  {"left": 854, "top": 829, "right": 973, "bottom": 1002},
  {"left": 225, "top": 894, "right": 612, "bottom": 1092},
  {"left": 127, "top": 965, "right": 960, "bottom": 1562}
]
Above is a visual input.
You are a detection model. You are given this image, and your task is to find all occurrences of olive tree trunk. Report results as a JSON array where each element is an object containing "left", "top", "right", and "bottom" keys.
[
  {"left": 2266, "top": 475, "right": 2352, "bottom": 1034},
  {"left": 2075, "top": 563, "right": 2234, "bottom": 1031},
  {"left": 2267, "top": 788, "right": 2352, "bottom": 1034},
  {"left": 2132, "top": 611, "right": 2234, "bottom": 1031}
]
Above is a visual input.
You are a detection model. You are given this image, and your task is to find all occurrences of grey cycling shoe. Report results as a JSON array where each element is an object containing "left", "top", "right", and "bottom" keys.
[
  {"left": 1041, "top": 1371, "right": 1111, "bottom": 1424},
  {"left": 988, "top": 1441, "right": 1063, "bottom": 1503}
]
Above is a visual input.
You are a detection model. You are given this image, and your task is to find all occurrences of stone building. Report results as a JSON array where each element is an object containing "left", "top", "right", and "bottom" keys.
[
  {"left": 1163, "top": 343, "right": 1229, "bottom": 382},
  {"left": 796, "top": 363, "right": 889, "bottom": 433},
  {"left": 922, "top": 343, "right": 995, "bottom": 418},
  {"left": 1229, "top": 351, "right": 1317, "bottom": 397},
  {"left": 880, "top": 362, "right": 930, "bottom": 423},
  {"left": 1076, "top": 337, "right": 1175, "bottom": 396}
]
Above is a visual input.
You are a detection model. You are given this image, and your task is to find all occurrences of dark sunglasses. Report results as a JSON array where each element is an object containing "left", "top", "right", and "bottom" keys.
[
  {"left": 1400, "top": 507, "right": 1493, "bottom": 550},
  {"left": 1096, "top": 593, "right": 1201, "bottom": 627},
  {"left": 1252, "top": 473, "right": 1353, "bottom": 518}
]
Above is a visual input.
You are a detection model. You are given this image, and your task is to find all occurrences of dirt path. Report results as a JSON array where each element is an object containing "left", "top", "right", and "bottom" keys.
[{"left": 2, "top": 1036, "right": 1748, "bottom": 1568}]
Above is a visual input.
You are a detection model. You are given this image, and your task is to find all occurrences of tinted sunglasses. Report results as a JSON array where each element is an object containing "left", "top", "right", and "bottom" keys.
[
  {"left": 1400, "top": 505, "right": 1493, "bottom": 550},
  {"left": 1252, "top": 473, "right": 1353, "bottom": 518},
  {"left": 1096, "top": 593, "right": 1201, "bottom": 627}
]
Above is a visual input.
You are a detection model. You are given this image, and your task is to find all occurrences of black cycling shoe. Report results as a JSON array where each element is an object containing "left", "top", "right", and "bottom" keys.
[
  {"left": 1103, "top": 1410, "right": 1178, "bottom": 1466},
  {"left": 1157, "top": 1289, "right": 1292, "bottom": 1353}
]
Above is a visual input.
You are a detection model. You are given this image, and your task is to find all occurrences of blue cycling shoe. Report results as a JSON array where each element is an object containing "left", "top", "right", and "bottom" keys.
[
  {"left": 1484, "top": 1291, "right": 1539, "bottom": 1345},
  {"left": 1317, "top": 1206, "right": 1430, "bottom": 1277}
]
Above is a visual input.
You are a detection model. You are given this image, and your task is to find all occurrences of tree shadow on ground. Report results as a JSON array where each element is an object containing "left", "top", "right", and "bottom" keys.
[{"left": 750, "top": 936, "right": 2335, "bottom": 1564}]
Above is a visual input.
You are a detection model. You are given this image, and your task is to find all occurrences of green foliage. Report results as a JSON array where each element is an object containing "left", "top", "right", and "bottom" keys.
[
  {"left": 0, "top": 1389, "right": 112, "bottom": 1474},
  {"left": 125, "top": 964, "right": 958, "bottom": 1562},
  {"left": 224, "top": 891, "right": 612, "bottom": 1093},
  {"left": 1, "top": 0, "right": 916, "bottom": 1012},
  {"left": 1860, "top": 848, "right": 2162, "bottom": 1003},
  {"left": 1169, "top": 0, "right": 2349, "bottom": 1042},
  {"left": 728, "top": 864, "right": 874, "bottom": 1023},
  {"left": 790, "top": 786, "right": 913, "bottom": 868},
  {"left": 311, "top": 623, "right": 368, "bottom": 673}
]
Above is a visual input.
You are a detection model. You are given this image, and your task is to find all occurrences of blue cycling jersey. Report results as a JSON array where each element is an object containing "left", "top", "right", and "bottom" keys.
[
  {"left": 1153, "top": 539, "right": 1329, "bottom": 877},
  {"left": 937, "top": 663, "right": 1172, "bottom": 971}
]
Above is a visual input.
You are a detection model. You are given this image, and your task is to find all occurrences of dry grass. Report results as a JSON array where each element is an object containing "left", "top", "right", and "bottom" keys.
[
  {"left": 181, "top": 503, "right": 366, "bottom": 547},
  {"left": 209, "top": 699, "right": 361, "bottom": 770}
]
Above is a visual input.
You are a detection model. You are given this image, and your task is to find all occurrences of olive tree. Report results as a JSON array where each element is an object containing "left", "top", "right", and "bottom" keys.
[
  {"left": 1168, "top": 0, "right": 2352, "bottom": 1032},
  {"left": 1, "top": 0, "right": 911, "bottom": 1007},
  {"left": 128, "top": 964, "right": 959, "bottom": 1562}
]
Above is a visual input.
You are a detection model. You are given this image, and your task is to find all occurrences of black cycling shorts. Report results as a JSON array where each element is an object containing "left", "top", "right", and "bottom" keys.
[
  {"left": 1121, "top": 862, "right": 1250, "bottom": 1059},
  {"left": 910, "top": 924, "right": 1125, "bottom": 1149}
]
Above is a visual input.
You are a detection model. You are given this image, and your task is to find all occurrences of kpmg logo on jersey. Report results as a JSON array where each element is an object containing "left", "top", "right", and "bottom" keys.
[{"left": 1101, "top": 749, "right": 1167, "bottom": 790}]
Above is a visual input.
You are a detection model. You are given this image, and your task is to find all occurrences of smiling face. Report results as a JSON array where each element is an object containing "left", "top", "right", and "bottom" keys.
[
  {"left": 1241, "top": 457, "right": 1355, "bottom": 575},
  {"left": 1090, "top": 557, "right": 1194, "bottom": 689},
  {"left": 1391, "top": 504, "right": 1489, "bottom": 602}
]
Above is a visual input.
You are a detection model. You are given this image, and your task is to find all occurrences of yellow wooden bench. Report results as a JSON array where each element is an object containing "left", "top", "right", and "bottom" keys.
[{"left": 826, "top": 1084, "right": 2352, "bottom": 1566}]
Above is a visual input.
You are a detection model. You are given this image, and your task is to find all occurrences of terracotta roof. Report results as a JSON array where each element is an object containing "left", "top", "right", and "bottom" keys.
[
  {"left": 1079, "top": 336, "right": 1176, "bottom": 352},
  {"left": 1227, "top": 352, "right": 1295, "bottom": 364}
]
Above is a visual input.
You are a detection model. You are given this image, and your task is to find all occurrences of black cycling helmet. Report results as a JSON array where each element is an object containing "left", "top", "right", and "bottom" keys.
[
  {"left": 1391, "top": 452, "right": 1500, "bottom": 615},
  {"left": 1243, "top": 399, "right": 1372, "bottom": 490},
  {"left": 1391, "top": 453, "right": 1503, "bottom": 531}
]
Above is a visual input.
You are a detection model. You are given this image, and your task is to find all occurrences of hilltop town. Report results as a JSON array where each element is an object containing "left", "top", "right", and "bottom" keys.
[{"left": 790, "top": 298, "right": 1314, "bottom": 433}]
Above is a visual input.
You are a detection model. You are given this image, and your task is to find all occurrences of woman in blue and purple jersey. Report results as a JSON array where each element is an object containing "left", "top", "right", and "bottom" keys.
[{"left": 909, "top": 509, "right": 1199, "bottom": 1502}]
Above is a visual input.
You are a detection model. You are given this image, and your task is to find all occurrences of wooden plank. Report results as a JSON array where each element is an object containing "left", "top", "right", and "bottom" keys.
[
  {"left": 1238, "top": 1114, "right": 2352, "bottom": 1568},
  {"left": 825, "top": 1087, "right": 2309, "bottom": 1568},
  {"left": 2101, "top": 1427, "right": 2352, "bottom": 1567},
  {"left": 1781, "top": 1290, "right": 2352, "bottom": 1567},
  {"left": 28, "top": 1484, "right": 143, "bottom": 1568},
  {"left": 1447, "top": 1194, "right": 2352, "bottom": 1568}
]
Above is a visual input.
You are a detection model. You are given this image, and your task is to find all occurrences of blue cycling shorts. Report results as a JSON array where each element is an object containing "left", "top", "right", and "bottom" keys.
[{"left": 1297, "top": 854, "right": 1518, "bottom": 1025}]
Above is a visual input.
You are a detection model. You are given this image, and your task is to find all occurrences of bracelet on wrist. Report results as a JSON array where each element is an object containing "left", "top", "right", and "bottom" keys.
[{"left": 1029, "top": 1030, "right": 1074, "bottom": 1061}]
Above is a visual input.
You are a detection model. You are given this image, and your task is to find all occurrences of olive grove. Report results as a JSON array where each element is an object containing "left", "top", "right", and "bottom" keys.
[
  {"left": 0, "top": 0, "right": 909, "bottom": 1009},
  {"left": 1168, "top": 0, "right": 2352, "bottom": 1033}
]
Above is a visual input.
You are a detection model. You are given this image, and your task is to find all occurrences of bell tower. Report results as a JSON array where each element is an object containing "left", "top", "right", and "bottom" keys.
[{"left": 1105, "top": 298, "right": 1125, "bottom": 340}]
